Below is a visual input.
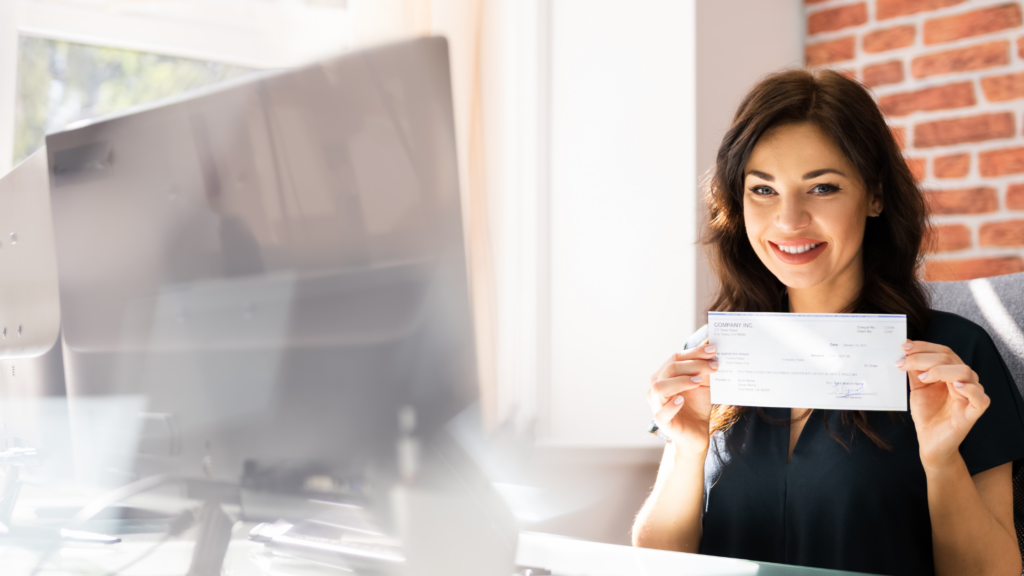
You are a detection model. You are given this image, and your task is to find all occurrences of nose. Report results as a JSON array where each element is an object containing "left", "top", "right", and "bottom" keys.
[{"left": 775, "top": 194, "right": 810, "bottom": 232}]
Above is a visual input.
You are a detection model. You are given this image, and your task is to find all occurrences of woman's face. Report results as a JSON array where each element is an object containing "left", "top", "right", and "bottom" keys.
[{"left": 742, "top": 122, "right": 882, "bottom": 292}]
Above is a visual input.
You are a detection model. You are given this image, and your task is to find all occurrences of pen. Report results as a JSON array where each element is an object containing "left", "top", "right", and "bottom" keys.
[{"left": 646, "top": 419, "right": 673, "bottom": 443}]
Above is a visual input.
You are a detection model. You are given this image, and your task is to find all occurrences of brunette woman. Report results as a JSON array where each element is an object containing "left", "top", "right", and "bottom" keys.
[{"left": 632, "top": 69, "right": 1024, "bottom": 576}]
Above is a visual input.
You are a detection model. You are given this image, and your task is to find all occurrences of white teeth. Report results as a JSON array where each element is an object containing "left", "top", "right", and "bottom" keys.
[{"left": 778, "top": 243, "right": 820, "bottom": 254}]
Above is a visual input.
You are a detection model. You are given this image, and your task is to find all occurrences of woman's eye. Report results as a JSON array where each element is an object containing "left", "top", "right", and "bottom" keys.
[
  {"left": 749, "top": 186, "right": 775, "bottom": 196},
  {"left": 811, "top": 183, "right": 839, "bottom": 195}
]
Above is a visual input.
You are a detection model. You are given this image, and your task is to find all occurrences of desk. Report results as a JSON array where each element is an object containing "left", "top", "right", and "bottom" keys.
[
  {"left": 516, "top": 532, "right": 874, "bottom": 576},
  {"left": 0, "top": 528, "right": 874, "bottom": 575}
]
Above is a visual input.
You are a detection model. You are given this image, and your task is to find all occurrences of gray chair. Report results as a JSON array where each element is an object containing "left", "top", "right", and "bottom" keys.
[{"left": 926, "top": 271, "right": 1024, "bottom": 562}]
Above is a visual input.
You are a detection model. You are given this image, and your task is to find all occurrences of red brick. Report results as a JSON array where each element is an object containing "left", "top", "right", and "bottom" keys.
[
  {"left": 1008, "top": 183, "right": 1024, "bottom": 209},
  {"left": 809, "top": 4, "right": 868, "bottom": 35},
  {"left": 925, "top": 187, "right": 998, "bottom": 214},
  {"left": 980, "top": 146, "right": 1024, "bottom": 177},
  {"left": 914, "top": 112, "right": 1015, "bottom": 148},
  {"left": 807, "top": 0, "right": 836, "bottom": 4},
  {"left": 806, "top": 37, "right": 857, "bottom": 66},
  {"left": 924, "top": 224, "right": 972, "bottom": 252},
  {"left": 878, "top": 82, "right": 974, "bottom": 116},
  {"left": 911, "top": 41, "right": 1010, "bottom": 78},
  {"left": 923, "top": 4, "right": 1023, "bottom": 45},
  {"left": 933, "top": 153, "right": 970, "bottom": 178},
  {"left": 877, "top": 0, "right": 967, "bottom": 21},
  {"left": 891, "top": 126, "right": 907, "bottom": 149},
  {"left": 864, "top": 25, "right": 916, "bottom": 53},
  {"left": 924, "top": 256, "right": 1024, "bottom": 281},
  {"left": 979, "top": 220, "right": 1024, "bottom": 246},
  {"left": 1019, "top": 36, "right": 1024, "bottom": 58},
  {"left": 907, "top": 157, "right": 927, "bottom": 181},
  {"left": 864, "top": 61, "right": 904, "bottom": 87},
  {"left": 981, "top": 71, "right": 1024, "bottom": 102}
]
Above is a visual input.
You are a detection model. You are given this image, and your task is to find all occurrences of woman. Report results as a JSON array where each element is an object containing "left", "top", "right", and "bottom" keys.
[{"left": 632, "top": 69, "right": 1024, "bottom": 576}]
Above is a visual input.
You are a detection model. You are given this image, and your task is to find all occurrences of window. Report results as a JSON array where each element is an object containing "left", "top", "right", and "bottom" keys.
[{"left": 14, "top": 36, "right": 254, "bottom": 165}]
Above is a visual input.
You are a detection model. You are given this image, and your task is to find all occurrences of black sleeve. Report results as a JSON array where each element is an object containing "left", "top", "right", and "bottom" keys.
[{"left": 956, "top": 328, "right": 1024, "bottom": 476}]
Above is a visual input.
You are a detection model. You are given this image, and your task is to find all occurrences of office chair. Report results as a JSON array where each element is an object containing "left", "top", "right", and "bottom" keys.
[{"left": 926, "top": 271, "right": 1024, "bottom": 564}]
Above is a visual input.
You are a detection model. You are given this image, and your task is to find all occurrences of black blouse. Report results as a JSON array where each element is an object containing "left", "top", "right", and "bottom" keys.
[{"left": 697, "top": 310, "right": 1024, "bottom": 576}]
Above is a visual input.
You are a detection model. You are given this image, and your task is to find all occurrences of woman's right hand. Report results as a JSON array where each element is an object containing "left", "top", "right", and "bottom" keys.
[{"left": 647, "top": 341, "right": 718, "bottom": 453}]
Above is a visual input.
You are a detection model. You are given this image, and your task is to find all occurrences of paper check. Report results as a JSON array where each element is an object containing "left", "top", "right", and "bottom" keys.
[{"left": 708, "top": 312, "right": 908, "bottom": 411}]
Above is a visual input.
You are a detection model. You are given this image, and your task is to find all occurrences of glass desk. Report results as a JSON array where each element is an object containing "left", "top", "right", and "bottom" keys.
[
  {"left": 517, "top": 532, "right": 875, "bottom": 576},
  {"left": 0, "top": 527, "right": 873, "bottom": 575}
]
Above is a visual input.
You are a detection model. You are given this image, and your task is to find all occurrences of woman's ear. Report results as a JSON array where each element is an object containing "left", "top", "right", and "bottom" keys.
[{"left": 869, "top": 187, "right": 884, "bottom": 217}]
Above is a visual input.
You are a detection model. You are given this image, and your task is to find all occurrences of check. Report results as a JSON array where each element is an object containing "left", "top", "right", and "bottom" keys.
[{"left": 708, "top": 312, "right": 908, "bottom": 411}]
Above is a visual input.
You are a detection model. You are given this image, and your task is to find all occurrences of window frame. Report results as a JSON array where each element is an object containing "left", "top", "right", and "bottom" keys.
[{"left": 0, "top": 0, "right": 352, "bottom": 173}]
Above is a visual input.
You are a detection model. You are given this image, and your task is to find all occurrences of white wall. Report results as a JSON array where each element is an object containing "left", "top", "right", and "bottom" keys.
[{"left": 545, "top": 0, "right": 696, "bottom": 446}]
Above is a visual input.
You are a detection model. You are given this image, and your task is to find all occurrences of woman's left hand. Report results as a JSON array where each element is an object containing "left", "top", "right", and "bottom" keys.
[{"left": 900, "top": 340, "right": 990, "bottom": 470}]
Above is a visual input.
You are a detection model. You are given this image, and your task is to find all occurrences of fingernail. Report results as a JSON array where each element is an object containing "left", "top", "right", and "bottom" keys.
[
  {"left": 691, "top": 376, "right": 702, "bottom": 383},
  {"left": 954, "top": 381, "right": 965, "bottom": 388},
  {"left": 902, "top": 342, "right": 913, "bottom": 351},
  {"left": 709, "top": 361, "right": 719, "bottom": 370},
  {"left": 673, "top": 396, "right": 684, "bottom": 405},
  {"left": 918, "top": 371, "right": 929, "bottom": 381},
  {"left": 895, "top": 358, "right": 905, "bottom": 367},
  {"left": 704, "top": 345, "right": 716, "bottom": 354}
]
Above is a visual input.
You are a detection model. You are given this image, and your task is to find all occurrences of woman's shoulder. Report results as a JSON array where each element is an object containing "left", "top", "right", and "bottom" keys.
[
  {"left": 927, "top": 308, "right": 987, "bottom": 335},
  {"left": 924, "top": 309, "right": 997, "bottom": 357}
]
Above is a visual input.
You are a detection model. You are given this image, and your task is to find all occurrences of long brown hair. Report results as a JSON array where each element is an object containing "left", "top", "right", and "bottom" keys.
[{"left": 703, "top": 68, "right": 930, "bottom": 450}]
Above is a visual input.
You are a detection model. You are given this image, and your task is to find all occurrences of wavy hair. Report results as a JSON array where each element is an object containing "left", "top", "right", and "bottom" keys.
[{"left": 703, "top": 69, "right": 931, "bottom": 450}]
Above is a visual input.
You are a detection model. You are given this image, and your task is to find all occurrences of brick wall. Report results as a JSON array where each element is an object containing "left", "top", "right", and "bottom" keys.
[{"left": 805, "top": 0, "right": 1024, "bottom": 281}]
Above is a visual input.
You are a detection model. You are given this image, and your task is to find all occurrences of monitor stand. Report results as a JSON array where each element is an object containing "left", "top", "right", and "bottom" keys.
[{"left": 187, "top": 501, "right": 234, "bottom": 576}]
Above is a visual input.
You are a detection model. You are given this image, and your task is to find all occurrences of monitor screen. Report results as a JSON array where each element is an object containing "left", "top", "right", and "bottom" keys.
[{"left": 46, "top": 37, "right": 477, "bottom": 491}]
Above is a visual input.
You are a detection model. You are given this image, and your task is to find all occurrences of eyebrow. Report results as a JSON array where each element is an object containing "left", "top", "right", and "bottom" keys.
[{"left": 745, "top": 168, "right": 847, "bottom": 182}]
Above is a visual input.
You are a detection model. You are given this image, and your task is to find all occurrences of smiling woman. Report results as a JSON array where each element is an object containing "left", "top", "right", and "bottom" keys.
[{"left": 632, "top": 69, "right": 1024, "bottom": 576}]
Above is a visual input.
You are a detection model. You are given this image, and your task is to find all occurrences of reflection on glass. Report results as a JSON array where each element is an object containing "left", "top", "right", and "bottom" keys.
[{"left": 13, "top": 35, "right": 254, "bottom": 165}]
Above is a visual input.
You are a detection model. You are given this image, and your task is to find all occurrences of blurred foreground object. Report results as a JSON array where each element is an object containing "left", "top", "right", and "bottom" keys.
[
  {"left": 0, "top": 148, "right": 61, "bottom": 359},
  {"left": 42, "top": 36, "right": 514, "bottom": 575}
]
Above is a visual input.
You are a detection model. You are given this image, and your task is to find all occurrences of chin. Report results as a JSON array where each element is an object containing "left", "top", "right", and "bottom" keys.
[{"left": 767, "top": 268, "right": 829, "bottom": 291}]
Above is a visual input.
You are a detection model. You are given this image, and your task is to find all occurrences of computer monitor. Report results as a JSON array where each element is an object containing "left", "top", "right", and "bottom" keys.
[
  {"left": 44, "top": 37, "right": 514, "bottom": 573},
  {"left": 0, "top": 148, "right": 72, "bottom": 487}
]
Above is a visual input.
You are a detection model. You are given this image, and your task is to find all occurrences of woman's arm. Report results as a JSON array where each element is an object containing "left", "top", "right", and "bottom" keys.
[
  {"left": 632, "top": 344, "right": 718, "bottom": 552},
  {"left": 632, "top": 442, "right": 707, "bottom": 552},
  {"left": 901, "top": 340, "right": 1021, "bottom": 575},
  {"left": 927, "top": 460, "right": 1018, "bottom": 576}
]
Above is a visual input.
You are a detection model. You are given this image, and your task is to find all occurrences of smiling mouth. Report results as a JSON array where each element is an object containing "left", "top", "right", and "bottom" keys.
[
  {"left": 768, "top": 240, "right": 828, "bottom": 264},
  {"left": 776, "top": 242, "right": 823, "bottom": 255}
]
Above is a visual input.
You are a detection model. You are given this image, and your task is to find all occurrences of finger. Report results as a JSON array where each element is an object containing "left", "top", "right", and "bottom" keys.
[
  {"left": 901, "top": 340, "right": 963, "bottom": 364},
  {"left": 663, "top": 359, "right": 719, "bottom": 380},
  {"left": 653, "top": 394, "right": 686, "bottom": 431},
  {"left": 650, "top": 341, "right": 717, "bottom": 382},
  {"left": 673, "top": 344, "right": 718, "bottom": 362},
  {"left": 651, "top": 376, "right": 703, "bottom": 400},
  {"left": 950, "top": 380, "right": 990, "bottom": 423},
  {"left": 897, "top": 352, "right": 964, "bottom": 374},
  {"left": 914, "top": 364, "right": 978, "bottom": 388},
  {"left": 651, "top": 356, "right": 675, "bottom": 383}
]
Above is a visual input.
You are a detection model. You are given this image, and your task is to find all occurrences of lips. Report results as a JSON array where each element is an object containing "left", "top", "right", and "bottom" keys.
[{"left": 769, "top": 240, "right": 828, "bottom": 265}]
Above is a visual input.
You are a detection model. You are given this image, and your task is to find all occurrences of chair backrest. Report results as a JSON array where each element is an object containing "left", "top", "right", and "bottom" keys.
[{"left": 926, "top": 271, "right": 1024, "bottom": 561}]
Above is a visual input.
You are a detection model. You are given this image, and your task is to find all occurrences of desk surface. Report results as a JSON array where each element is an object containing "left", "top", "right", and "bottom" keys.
[
  {"left": 516, "top": 532, "right": 874, "bottom": 576},
  {"left": 0, "top": 529, "right": 873, "bottom": 575}
]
